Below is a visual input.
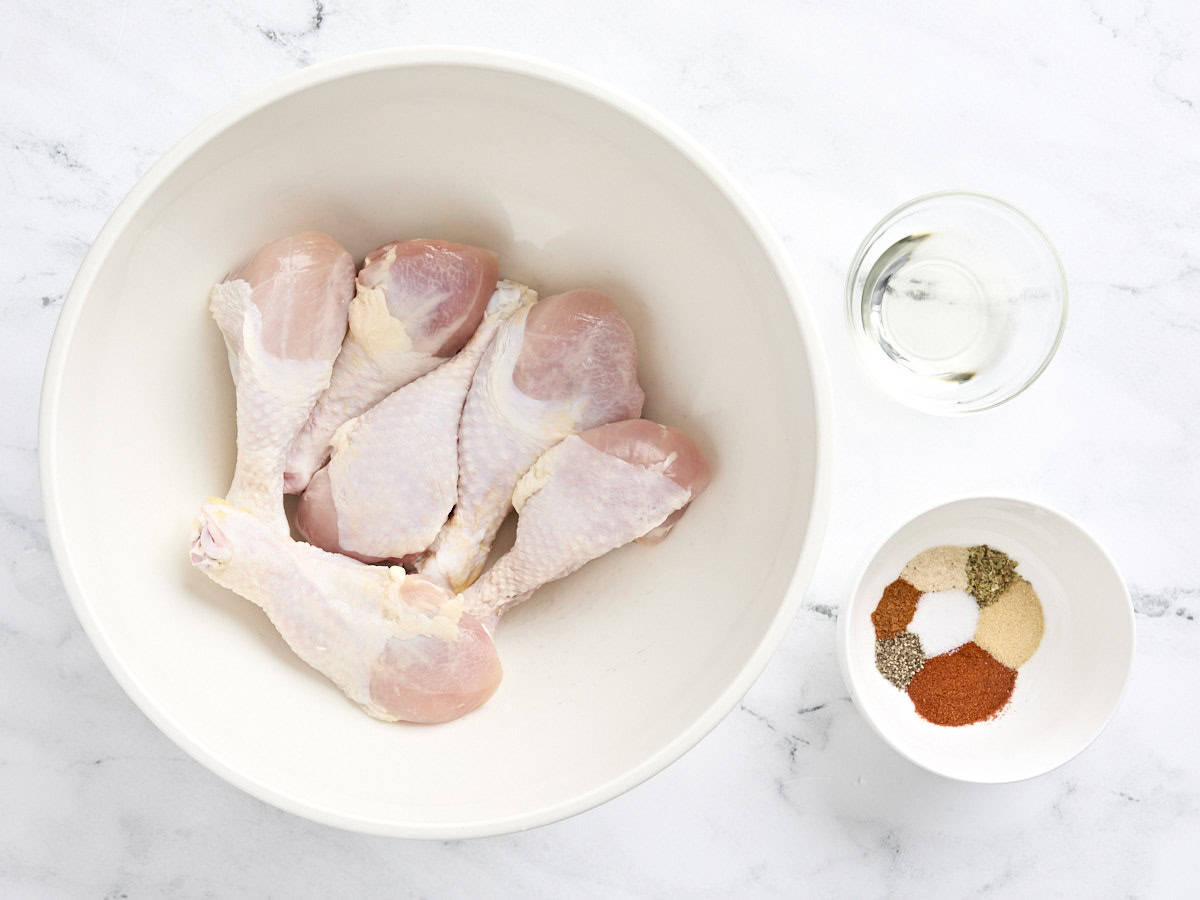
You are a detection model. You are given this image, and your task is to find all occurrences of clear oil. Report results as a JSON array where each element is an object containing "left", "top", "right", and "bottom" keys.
[{"left": 860, "top": 232, "right": 1007, "bottom": 384}]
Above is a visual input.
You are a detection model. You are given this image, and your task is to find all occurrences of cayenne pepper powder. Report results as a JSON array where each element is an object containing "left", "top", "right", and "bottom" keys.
[
  {"left": 871, "top": 578, "right": 922, "bottom": 639},
  {"left": 906, "top": 642, "right": 1016, "bottom": 726}
]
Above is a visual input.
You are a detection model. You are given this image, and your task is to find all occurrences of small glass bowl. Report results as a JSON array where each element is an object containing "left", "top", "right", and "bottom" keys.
[{"left": 846, "top": 192, "right": 1068, "bottom": 415}]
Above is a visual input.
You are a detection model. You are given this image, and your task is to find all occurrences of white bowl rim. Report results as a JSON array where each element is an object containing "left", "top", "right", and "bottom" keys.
[
  {"left": 38, "top": 46, "right": 833, "bottom": 838},
  {"left": 836, "top": 494, "right": 1135, "bottom": 784}
]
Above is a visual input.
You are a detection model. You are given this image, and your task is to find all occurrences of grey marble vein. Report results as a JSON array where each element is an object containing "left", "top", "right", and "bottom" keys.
[{"left": 1131, "top": 586, "right": 1198, "bottom": 619}]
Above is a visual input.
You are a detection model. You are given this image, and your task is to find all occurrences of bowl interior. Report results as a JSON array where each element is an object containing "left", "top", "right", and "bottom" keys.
[
  {"left": 839, "top": 497, "right": 1132, "bottom": 782},
  {"left": 43, "top": 55, "right": 825, "bottom": 835}
]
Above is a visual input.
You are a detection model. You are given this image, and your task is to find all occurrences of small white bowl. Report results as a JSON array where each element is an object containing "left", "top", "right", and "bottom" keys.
[
  {"left": 40, "top": 48, "right": 830, "bottom": 836},
  {"left": 838, "top": 497, "right": 1133, "bottom": 782}
]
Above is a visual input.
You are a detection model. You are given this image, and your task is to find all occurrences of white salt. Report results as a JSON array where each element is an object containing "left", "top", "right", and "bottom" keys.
[{"left": 908, "top": 588, "right": 979, "bottom": 657}]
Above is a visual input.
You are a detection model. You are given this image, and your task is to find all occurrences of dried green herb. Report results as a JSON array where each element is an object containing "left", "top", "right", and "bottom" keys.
[
  {"left": 875, "top": 632, "right": 925, "bottom": 690},
  {"left": 967, "top": 545, "right": 1017, "bottom": 607}
]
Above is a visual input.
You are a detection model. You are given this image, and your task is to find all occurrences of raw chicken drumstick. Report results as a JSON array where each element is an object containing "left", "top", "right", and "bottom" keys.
[
  {"left": 209, "top": 231, "right": 355, "bottom": 535},
  {"left": 462, "top": 419, "right": 710, "bottom": 619},
  {"left": 191, "top": 501, "right": 502, "bottom": 723},
  {"left": 283, "top": 239, "right": 498, "bottom": 493},
  {"left": 419, "top": 290, "right": 645, "bottom": 591},
  {"left": 296, "top": 281, "right": 538, "bottom": 562}
]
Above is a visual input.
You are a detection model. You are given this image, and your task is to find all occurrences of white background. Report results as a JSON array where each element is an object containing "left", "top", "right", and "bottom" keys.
[{"left": 2, "top": 1, "right": 1198, "bottom": 895}]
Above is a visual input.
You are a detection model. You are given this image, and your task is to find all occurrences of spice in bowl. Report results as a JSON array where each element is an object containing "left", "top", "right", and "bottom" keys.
[
  {"left": 871, "top": 578, "right": 921, "bottom": 639},
  {"left": 966, "top": 544, "right": 1018, "bottom": 606},
  {"left": 875, "top": 632, "right": 925, "bottom": 690},
  {"left": 870, "top": 544, "right": 1044, "bottom": 726},
  {"left": 906, "top": 642, "right": 1017, "bottom": 726}
]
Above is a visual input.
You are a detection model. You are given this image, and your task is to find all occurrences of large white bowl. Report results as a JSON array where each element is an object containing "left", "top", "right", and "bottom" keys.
[{"left": 40, "top": 48, "right": 830, "bottom": 837}]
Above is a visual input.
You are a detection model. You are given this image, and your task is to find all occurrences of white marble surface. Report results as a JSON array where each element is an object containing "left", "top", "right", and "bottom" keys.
[{"left": 3, "top": 0, "right": 1199, "bottom": 895}]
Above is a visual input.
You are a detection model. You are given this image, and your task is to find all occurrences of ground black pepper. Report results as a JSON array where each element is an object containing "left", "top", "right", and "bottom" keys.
[{"left": 874, "top": 632, "right": 925, "bottom": 690}]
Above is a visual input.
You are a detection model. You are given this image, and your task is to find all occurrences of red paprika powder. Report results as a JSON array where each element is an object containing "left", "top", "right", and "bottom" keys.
[{"left": 906, "top": 642, "right": 1016, "bottom": 726}]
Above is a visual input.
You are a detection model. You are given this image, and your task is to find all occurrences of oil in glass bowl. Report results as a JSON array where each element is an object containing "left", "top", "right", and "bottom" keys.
[{"left": 847, "top": 192, "right": 1067, "bottom": 415}]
